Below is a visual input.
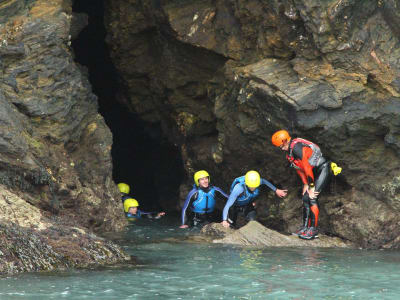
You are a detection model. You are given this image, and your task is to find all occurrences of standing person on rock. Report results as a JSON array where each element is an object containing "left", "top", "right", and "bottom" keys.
[
  {"left": 271, "top": 130, "right": 331, "bottom": 240},
  {"left": 221, "top": 171, "right": 287, "bottom": 228},
  {"left": 180, "top": 170, "right": 229, "bottom": 229}
]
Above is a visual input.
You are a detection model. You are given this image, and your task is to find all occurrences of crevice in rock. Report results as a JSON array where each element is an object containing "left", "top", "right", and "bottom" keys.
[{"left": 71, "top": 0, "right": 184, "bottom": 212}]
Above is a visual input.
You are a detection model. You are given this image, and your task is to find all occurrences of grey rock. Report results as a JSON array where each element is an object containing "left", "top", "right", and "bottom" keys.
[{"left": 202, "top": 221, "right": 350, "bottom": 248}]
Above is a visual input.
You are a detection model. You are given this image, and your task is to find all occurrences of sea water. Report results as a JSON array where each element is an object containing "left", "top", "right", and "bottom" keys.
[{"left": 1, "top": 216, "right": 400, "bottom": 300}]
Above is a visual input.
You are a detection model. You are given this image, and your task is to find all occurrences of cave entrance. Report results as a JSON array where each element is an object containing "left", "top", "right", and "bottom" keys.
[{"left": 71, "top": 0, "right": 183, "bottom": 212}]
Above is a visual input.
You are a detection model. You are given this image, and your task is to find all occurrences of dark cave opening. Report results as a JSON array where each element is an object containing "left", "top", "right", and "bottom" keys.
[{"left": 71, "top": 0, "right": 184, "bottom": 212}]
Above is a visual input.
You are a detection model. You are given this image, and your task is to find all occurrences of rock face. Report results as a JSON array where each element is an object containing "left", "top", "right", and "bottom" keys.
[
  {"left": 0, "top": 0, "right": 129, "bottom": 273},
  {"left": 0, "top": 0, "right": 125, "bottom": 229},
  {"left": 105, "top": 0, "right": 400, "bottom": 249},
  {"left": 202, "top": 221, "right": 350, "bottom": 248},
  {"left": 0, "top": 184, "right": 130, "bottom": 274}
]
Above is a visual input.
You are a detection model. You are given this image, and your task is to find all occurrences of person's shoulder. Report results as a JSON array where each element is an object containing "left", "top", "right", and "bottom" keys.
[{"left": 232, "top": 183, "right": 244, "bottom": 192}]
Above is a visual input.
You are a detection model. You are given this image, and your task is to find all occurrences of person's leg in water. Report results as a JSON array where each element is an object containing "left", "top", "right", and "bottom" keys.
[
  {"left": 227, "top": 206, "right": 239, "bottom": 228},
  {"left": 207, "top": 209, "right": 221, "bottom": 224},
  {"left": 244, "top": 203, "right": 256, "bottom": 222},
  {"left": 232, "top": 205, "right": 252, "bottom": 228},
  {"left": 299, "top": 162, "right": 330, "bottom": 240},
  {"left": 192, "top": 213, "right": 209, "bottom": 228},
  {"left": 187, "top": 211, "right": 196, "bottom": 227},
  {"left": 198, "top": 210, "right": 219, "bottom": 227}
]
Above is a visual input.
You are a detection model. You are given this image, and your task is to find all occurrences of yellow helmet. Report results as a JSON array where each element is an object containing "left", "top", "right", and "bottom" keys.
[
  {"left": 245, "top": 171, "right": 261, "bottom": 188},
  {"left": 118, "top": 183, "right": 130, "bottom": 194},
  {"left": 123, "top": 198, "right": 139, "bottom": 212},
  {"left": 194, "top": 170, "right": 210, "bottom": 186}
]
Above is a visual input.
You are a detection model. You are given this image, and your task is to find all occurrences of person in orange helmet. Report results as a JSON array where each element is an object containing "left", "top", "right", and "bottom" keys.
[{"left": 271, "top": 130, "right": 331, "bottom": 240}]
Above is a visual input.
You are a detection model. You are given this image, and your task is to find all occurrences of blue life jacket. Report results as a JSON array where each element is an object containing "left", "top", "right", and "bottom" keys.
[
  {"left": 230, "top": 176, "right": 259, "bottom": 206},
  {"left": 125, "top": 210, "right": 142, "bottom": 219},
  {"left": 191, "top": 185, "right": 216, "bottom": 213}
]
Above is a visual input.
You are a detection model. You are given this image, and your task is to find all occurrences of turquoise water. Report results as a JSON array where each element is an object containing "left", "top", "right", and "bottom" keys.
[{"left": 1, "top": 217, "right": 400, "bottom": 299}]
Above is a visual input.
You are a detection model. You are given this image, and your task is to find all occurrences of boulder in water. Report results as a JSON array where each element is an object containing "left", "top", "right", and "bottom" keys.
[{"left": 202, "top": 221, "right": 351, "bottom": 248}]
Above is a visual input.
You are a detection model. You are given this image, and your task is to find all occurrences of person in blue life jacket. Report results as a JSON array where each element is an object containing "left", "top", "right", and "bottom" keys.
[
  {"left": 123, "top": 198, "right": 166, "bottom": 220},
  {"left": 221, "top": 170, "right": 287, "bottom": 228},
  {"left": 118, "top": 183, "right": 132, "bottom": 203},
  {"left": 180, "top": 170, "right": 229, "bottom": 229}
]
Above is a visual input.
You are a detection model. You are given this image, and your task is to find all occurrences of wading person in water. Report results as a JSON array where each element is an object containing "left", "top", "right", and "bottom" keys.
[
  {"left": 221, "top": 171, "right": 287, "bottom": 228},
  {"left": 118, "top": 183, "right": 132, "bottom": 203},
  {"left": 271, "top": 130, "right": 330, "bottom": 240},
  {"left": 180, "top": 170, "right": 228, "bottom": 228},
  {"left": 123, "top": 198, "right": 165, "bottom": 220}
]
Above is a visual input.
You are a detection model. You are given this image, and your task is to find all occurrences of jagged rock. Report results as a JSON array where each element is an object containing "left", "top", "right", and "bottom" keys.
[
  {"left": 0, "top": 0, "right": 125, "bottom": 232},
  {"left": 0, "top": 0, "right": 129, "bottom": 273},
  {"left": 202, "top": 221, "right": 350, "bottom": 248},
  {"left": 200, "top": 221, "right": 234, "bottom": 239},
  {"left": 0, "top": 185, "right": 131, "bottom": 275}
]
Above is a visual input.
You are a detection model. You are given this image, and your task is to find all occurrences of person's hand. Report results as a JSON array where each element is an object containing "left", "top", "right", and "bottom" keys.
[
  {"left": 179, "top": 224, "right": 189, "bottom": 229},
  {"left": 252, "top": 202, "right": 256, "bottom": 207},
  {"left": 302, "top": 184, "right": 308, "bottom": 195},
  {"left": 308, "top": 185, "right": 319, "bottom": 199},
  {"left": 157, "top": 212, "right": 166, "bottom": 217},
  {"left": 275, "top": 189, "right": 287, "bottom": 198},
  {"left": 221, "top": 220, "right": 230, "bottom": 228},
  {"left": 308, "top": 189, "right": 319, "bottom": 199}
]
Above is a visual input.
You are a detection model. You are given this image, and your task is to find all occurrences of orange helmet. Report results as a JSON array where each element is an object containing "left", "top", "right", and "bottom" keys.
[{"left": 271, "top": 130, "right": 291, "bottom": 147}]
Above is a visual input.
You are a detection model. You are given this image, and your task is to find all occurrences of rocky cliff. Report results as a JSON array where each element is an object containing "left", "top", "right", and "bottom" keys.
[
  {"left": 1, "top": 0, "right": 399, "bottom": 276},
  {"left": 0, "top": 0, "right": 129, "bottom": 274},
  {"left": 105, "top": 0, "right": 400, "bottom": 249}
]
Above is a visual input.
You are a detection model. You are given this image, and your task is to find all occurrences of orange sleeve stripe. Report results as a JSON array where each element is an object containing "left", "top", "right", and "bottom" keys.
[
  {"left": 296, "top": 169, "right": 308, "bottom": 185},
  {"left": 302, "top": 147, "right": 314, "bottom": 183}
]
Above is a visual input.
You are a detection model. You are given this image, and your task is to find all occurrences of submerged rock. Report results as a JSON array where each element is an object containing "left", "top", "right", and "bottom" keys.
[
  {"left": 202, "top": 221, "right": 350, "bottom": 248},
  {"left": 0, "top": 185, "right": 131, "bottom": 275}
]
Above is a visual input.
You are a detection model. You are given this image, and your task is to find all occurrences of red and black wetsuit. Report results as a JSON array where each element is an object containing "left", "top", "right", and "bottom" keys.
[{"left": 287, "top": 138, "right": 330, "bottom": 228}]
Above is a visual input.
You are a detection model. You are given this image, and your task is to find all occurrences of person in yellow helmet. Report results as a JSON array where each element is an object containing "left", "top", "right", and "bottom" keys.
[
  {"left": 118, "top": 183, "right": 132, "bottom": 203},
  {"left": 123, "top": 198, "right": 165, "bottom": 220},
  {"left": 221, "top": 171, "right": 287, "bottom": 228},
  {"left": 271, "top": 129, "right": 334, "bottom": 240},
  {"left": 180, "top": 170, "right": 228, "bottom": 228}
]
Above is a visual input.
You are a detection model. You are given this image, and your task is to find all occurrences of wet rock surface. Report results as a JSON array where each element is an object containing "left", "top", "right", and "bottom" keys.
[
  {"left": 0, "top": 0, "right": 129, "bottom": 274},
  {"left": 0, "top": 185, "right": 130, "bottom": 274},
  {"left": 201, "top": 221, "right": 350, "bottom": 248},
  {"left": 106, "top": 0, "right": 400, "bottom": 249}
]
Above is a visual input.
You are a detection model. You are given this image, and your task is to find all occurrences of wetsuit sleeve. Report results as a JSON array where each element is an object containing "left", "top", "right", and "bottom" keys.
[
  {"left": 296, "top": 169, "right": 308, "bottom": 185},
  {"left": 213, "top": 186, "right": 229, "bottom": 199},
  {"left": 181, "top": 188, "right": 197, "bottom": 225},
  {"left": 139, "top": 211, "right": 154, "bottom": 215},
  {"left": 222, "top": 184, "right": 244, "bottom": 221},
  {"left": 292, "top": 143, "right": 314, "bottom": 184},
  {"left": 138, "top": 210, "right": 158, "bottom": 218},
  {"left": 260, "top": 178, "right": 277, "bottom": 192}
]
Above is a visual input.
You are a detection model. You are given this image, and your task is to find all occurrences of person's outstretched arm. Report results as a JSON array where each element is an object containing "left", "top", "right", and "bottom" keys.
[
  {"left": 261, "top": 178, "right": 287, "bottom": 198},
  {"left": 222, "top": 184, "right": 244, "bottom": 221},
  {"left": 260, "top": 178, "right": 277, "bottom": 192}
]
